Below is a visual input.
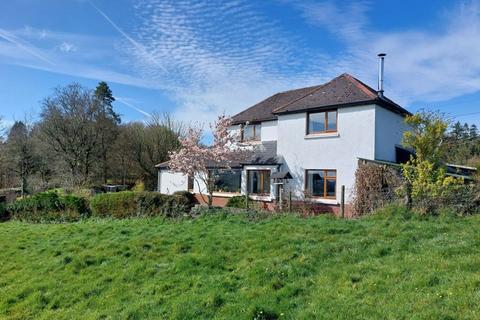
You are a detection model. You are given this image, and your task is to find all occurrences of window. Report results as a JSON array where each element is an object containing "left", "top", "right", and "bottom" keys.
[
  {"left": 305, "top": 169, "right": 336, "bottom": 199},
  {"left": 307, "top": 110, "right": 337, "bottom": 134},
  {"left": 247, "top": 170, "right": 270, "bottom": 195},
  {"left": 242, "top": 123, "right": 261, "bottom": 141},
  {"left": 210, "top": 169, "right": 241, "bottom": 193}
]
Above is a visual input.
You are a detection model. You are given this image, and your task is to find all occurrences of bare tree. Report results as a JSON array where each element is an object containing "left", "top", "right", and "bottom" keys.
[
  {"left": 39, "top": 84, "right": 99, "bottom": 186},
  {"left": 128, "top": 113, "right": 183, "bottom": 189}
]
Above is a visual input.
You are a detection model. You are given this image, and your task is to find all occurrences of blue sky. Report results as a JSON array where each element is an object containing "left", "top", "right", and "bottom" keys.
[{"left": 1, "top": 0, "right": 480, "bottom": 129}]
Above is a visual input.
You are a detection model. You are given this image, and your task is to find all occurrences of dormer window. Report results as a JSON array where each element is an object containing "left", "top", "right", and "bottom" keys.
[
  {"left": 242, "top": 123, "right": 261, "bottom": 141},
  {"left": 307, "top": 110, "right": 337, "bottom": 134}
]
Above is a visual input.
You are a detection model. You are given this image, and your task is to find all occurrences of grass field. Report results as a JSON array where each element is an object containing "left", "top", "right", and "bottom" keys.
[{"left": 1, "top": 211, "right": 480, "bottom": 319}]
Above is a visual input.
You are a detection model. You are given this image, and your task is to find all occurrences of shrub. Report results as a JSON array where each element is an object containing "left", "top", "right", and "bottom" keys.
[
  {"left": 400, "top": 159, "right": 463, "bottom": 215},
  {"left": 90, "top": 191, "right": 196, "bottom": 219},
  {"left": 226, "top": 196, "right": 247, "bottom": 208},
  {"left": 352, "top": 163, "right": 403, "bottom": 216},
  {"left": 7, "top": 192, "right": 90, "bottom": 223},
  {"left": 90, "top": 192, "right": 137, "bottom": 218},
  {"left": 0, "top": 203, "right": 8, "bottom": 221},
  {"left": 136, "top": 191, "right": 196, "bottom": 218}
]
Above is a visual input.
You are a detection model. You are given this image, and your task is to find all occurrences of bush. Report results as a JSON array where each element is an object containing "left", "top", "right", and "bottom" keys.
[
  {"left": 352, "top": 163, "right": 403, "bottom": 216},
  {"left": 226, "top": 196, "right": 247, "bottom": 208},
  {"left": 90, "top": 192, "right": 137, "bottom": 218},
  {"left": 90, "top": 191, "right": 196, "bottom": 219},
  {"left": 0, "top": 203, "right": 8, "bottom": 221},
  {"left": 7, "top": 192, "right": 90, "bottom": 223}
]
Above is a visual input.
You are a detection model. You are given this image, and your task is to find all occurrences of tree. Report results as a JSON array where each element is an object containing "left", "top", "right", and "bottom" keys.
[
  {"left": 94, "top": 81, "right": 120, "bottom": 183},
  {"left": 402, "top": 111, "right": 449, "bottom": 166},
  {"left": 128, "top": 114, "right": 183, "bottom": 189},
  {"left": 39, "top": 84, "right": 99, "bottom": 186},
  {"left": 6, "top": 121, "right": 38, "bottom": 195},
  {"left": 470, "top": 124, "right": 478, "bottom": 140},
  {"left": 168, "top": 115, "right": 249, "bottom": 207},
  {"left": 400, "top": 111, "right": 461, "bottom": 213}
]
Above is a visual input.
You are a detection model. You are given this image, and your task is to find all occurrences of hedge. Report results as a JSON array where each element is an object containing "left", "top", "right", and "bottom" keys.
[
  {"left": 90, "top": 191, "right": 196, "bottom": 219},
  {"left": 226, "top": 196, "right": 247, "bottom": 208},
  {"left": 6, "top": 192, "right": 90, "bottom": 223}
]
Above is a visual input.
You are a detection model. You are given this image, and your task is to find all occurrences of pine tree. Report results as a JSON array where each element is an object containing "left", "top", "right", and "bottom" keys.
[{"left": 94, "top": 81, "right": 120, "bottom": 184}]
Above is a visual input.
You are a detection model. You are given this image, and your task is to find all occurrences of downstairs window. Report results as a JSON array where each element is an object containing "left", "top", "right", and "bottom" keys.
[
  {"left": 305, "top": 169, "right": 336, "bottom": 199},
  {"left": 247, "top": 170, "right": 271, "bottom": 195}
]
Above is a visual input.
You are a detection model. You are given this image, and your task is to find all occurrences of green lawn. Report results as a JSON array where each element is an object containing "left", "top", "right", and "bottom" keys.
[{"left": 1, "top": 212, "right": 480, "bottom": 319}]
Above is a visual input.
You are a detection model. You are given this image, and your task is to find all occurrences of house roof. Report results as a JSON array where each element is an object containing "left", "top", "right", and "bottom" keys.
[
  {"left": 231, "top": 73, "right": 411, "bottom": 124},
  {"left": 156, "top": 141, "right": 281, "bottom": 169}
]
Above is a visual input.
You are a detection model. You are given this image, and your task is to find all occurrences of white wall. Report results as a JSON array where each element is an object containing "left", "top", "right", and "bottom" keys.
[
  {"left": 276, "top": 105, "right": 377, "bottom": 203},
  {"left": 158, "top": 170, "right": 188, "bottom": 194},
  {"left": 261, "top": 120, "right": 278, "bottom": 141},
  {"left": 375, "top": 106, "right": 408, "bottom": 162}
]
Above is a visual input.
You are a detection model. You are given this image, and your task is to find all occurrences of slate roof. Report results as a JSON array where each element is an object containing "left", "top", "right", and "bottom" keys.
[
  {"left": 231, "top": 73, "right": 410, "bottom": 124},
  {"left": 156, "top": 141, "right": 280, "bottom": 169}
]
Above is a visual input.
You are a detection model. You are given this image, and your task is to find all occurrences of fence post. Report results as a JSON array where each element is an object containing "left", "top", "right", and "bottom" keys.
[
  {"left": 288, "top": 191, "right": 292, "bottom": 212},
  {"left": 245, "top": 191, "right": 249, "bottom": 210},
  {"left": 340, "top": 185, "right": 345, "bottom": 218}
]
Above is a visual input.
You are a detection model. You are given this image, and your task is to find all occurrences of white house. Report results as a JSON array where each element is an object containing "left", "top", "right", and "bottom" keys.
[{"left": 157, "top": 72, "right": 411, "bottom": 213}]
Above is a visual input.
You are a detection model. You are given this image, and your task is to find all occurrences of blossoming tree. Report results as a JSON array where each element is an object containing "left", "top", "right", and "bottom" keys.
[{"left": 168, "top": 115, "right": 250, "bottom": 207}]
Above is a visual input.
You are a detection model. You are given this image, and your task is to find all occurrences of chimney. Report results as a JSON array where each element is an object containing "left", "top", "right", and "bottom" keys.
[{"left": 377, "top": 53, "right": 386, "bottom": 98}]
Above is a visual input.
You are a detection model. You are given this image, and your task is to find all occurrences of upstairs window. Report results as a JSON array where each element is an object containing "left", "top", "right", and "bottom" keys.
[
  {"left": 307, "top": 110, "right": 337, "bottom": 134},
  {"left": 247, "top": 170, "right": 270, "bottom": 195},
  {"left": 242, "top": 123, "right": 261, "bottom": 141},
  {"left": 305, "top": 169, "right": 336, "bottom": 199}
]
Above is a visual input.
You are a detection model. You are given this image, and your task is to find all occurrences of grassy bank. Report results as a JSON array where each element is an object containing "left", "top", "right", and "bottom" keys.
[{"left": 1, "top": 212, "right": 480, "bottom": 319}]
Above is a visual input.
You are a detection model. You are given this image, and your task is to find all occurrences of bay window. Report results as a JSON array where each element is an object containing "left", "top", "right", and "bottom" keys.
[{"left": 210, "top": 169, "right": 242, "bottom": 193}]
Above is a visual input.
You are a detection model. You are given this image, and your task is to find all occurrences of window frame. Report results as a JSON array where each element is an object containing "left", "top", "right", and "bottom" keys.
[
  {"left": 209, "top": 168, "right": 242, "bottom": 194},
  {"left": 305, "top": 169, "right": 337, "bottom": 199},
  {"left": 306, "top": 109, "right": 338, "bottom": 135},
  {"left": 241, "top": 123, "right": 261, "bottom": 142},
  {"left": 247, "top": 169, "right": 271, "bottom": 196}
]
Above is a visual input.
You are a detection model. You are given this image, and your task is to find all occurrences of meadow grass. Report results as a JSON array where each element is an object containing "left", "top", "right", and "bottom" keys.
[{"left": 1, "top": 211, "right": 480, "bottom": 319}]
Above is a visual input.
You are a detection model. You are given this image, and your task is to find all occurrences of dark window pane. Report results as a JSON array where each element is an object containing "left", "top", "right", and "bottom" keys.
[
  {"left": 327, "top": 111, "right": 337, "bottom": 131},
  {"left": 254, "top": 124, "right": 261, "bottom": 140},
  {"left": 211, "top": 169, "right": 241, "bottom": 193},
  {"left": 326, "top": 179, "right": 336, "bottom": 197},
  {"left": 308, "top": 171, "right": 324, "bottom": 196},
  {"left": 243, "top": 125, "right": 254, "bottom": 141},
  {"left": 262, "top": 171, "right": 270, "bottom": 194},
  {"left": 326, "top": 170, "right": 336, "bottom": 177},
  {"left": 248, "top": 170, "right": 270, "bottom": 194},
  {"left": 308, "top": 112, "right": 325, "bottom": 134}
]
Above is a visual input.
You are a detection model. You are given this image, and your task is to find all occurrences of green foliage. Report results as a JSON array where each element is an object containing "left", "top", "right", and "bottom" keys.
[
  {"left": 90, "top": 191, "right": 137, "bottom": 218},
  {"left": 90, "top": 191, "right": 195, "bottom": 219},
  {"left": 402, "top": 111, "right": 449, "bottom": 164},
  {"left": 131, "top": 180, "right": 145, "bottom": 192},
  {"left": 226, "top": 195, "right": 247, "bottom": 208},
  {"left": 2, "top": 214, "right": 480, "bottom": 319},
  {"left": 400, "top": 158, "right": 463, "bottom": 215},
  {"left": 6, "top": 192, "right": 89, "bottom": 223}
]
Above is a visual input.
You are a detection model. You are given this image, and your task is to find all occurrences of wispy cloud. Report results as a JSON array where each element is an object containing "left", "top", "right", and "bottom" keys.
[
  {"left": 0, "top": 28, "right": 55, "bottom": 65},
  {"left": 115, "top": 96, "right": 152, "bottom": 117},
  {"left": 88, "top": 0, "right": 167, "bottom": 72},
  {"left": 58, "top": 41, "right": 76, "bottom": 53},
  {"left": 292, "top": 0, "right": 480, "bottom": 105}
]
